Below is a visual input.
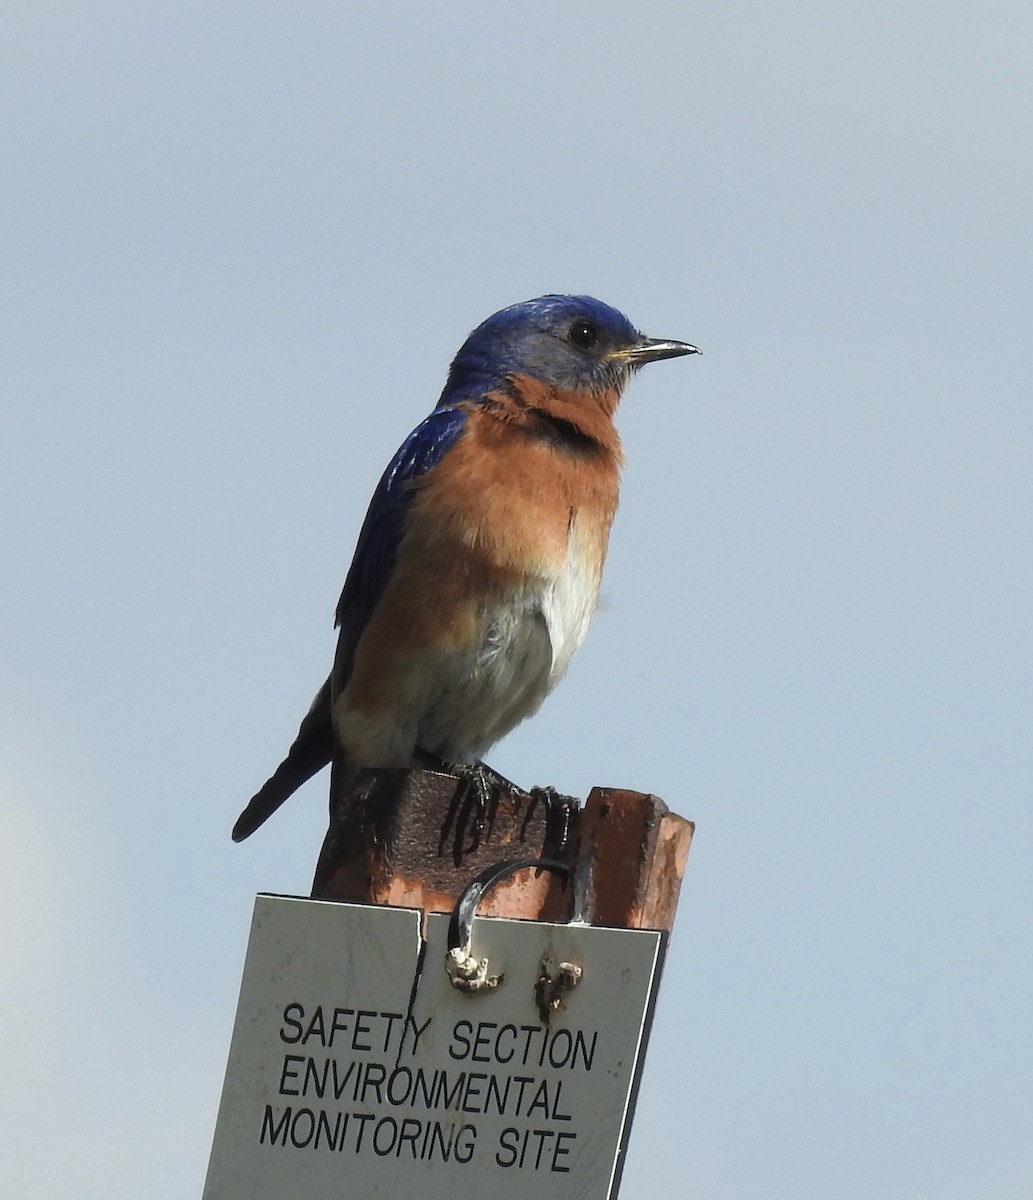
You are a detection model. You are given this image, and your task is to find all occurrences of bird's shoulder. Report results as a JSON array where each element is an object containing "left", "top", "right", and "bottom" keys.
[{"left": 333, "top": 405, "right": 468, "bottom": 637}]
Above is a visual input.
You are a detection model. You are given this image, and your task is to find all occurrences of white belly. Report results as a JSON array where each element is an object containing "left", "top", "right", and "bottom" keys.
[
  {"left": 418, "top": 523, "right": 602, "bottom": 761},
  {"left": 540, "top": 522, "right": 601, "bottom": 686}
]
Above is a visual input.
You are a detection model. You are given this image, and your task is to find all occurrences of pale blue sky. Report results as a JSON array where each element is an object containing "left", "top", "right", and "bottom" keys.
[{"left": 3, "top": 3, "right": 1032, "bottom": 1197}]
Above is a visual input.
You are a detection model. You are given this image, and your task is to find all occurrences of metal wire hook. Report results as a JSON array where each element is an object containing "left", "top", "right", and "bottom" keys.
[{"left": 444, "top": 858, "right": 571, "bottom": 992}]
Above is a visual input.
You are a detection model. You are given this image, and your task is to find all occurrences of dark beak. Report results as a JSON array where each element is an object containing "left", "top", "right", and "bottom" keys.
[{"left": 621, "top": 336, "right": 702, "bottom": 366}]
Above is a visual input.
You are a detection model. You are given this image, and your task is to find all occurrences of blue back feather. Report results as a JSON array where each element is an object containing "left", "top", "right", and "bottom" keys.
[{"left": 333, "top": 406, "right": 468, "bottom": 682}]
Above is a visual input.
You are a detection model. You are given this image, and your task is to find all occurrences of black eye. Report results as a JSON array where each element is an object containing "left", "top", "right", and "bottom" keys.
[{"left": 568, "top": 319, "right": 598, "bottom": 350}]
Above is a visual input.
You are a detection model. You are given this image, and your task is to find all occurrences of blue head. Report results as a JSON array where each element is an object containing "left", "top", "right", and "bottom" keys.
[{"left": 439, "top": 294, "right": 699, "bottom": 405}]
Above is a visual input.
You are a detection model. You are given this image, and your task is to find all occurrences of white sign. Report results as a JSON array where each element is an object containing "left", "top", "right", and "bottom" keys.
[{"left": 204, "top": 894, "right": 666, "bottom": 1199}]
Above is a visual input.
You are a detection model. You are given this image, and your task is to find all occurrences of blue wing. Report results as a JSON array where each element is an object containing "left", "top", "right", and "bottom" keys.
[
  {"left": 232, "top": 404, "right": 469, "bottom": 841},
  {"left": 332, "top": 404, "right": 469, "bottom": 692}
]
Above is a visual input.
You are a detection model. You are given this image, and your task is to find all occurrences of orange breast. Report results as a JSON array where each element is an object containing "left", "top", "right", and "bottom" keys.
[{"left": 335, "top": 377, "right": 624, "bottom": 764}]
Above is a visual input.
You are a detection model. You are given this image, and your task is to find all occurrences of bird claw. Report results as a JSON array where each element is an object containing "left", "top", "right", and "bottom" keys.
[
  {"left": 529, "top": 785, "right": 580, "bottom": 854},
  {"left": 459, "top": 763, "right": 497, "bottom": 835},
  {"left": 418, "top": 752, "right": 510, "bottom": 848},
  {"left": 414, "top": 747, "right": 579, "bottom": 855}
]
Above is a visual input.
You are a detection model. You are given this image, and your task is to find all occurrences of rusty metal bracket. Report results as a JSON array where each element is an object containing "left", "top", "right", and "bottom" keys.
[{"left": 534, "top": 955, "right": 584, "bottom": 1022}]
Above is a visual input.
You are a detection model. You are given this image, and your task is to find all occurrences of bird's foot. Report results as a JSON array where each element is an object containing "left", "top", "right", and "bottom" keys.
[
  {"left": 413, "top": 749, "right": 580, "bottom": 856},
  {"left": 529, "top": 785, "right": 580, "bottom": 855},
  {"left": 415, "top": 748, "right": 516, "bottom": 848}
]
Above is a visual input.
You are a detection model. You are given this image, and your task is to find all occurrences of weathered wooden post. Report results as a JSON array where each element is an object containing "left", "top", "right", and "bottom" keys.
[{"left": 205, "top": 771, "right": 693, "bottom": 1198}]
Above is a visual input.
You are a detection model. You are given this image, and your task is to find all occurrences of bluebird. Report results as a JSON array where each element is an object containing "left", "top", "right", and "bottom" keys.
[{"left": 232, "top": 295, "right": 699, "bottom": 842}]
